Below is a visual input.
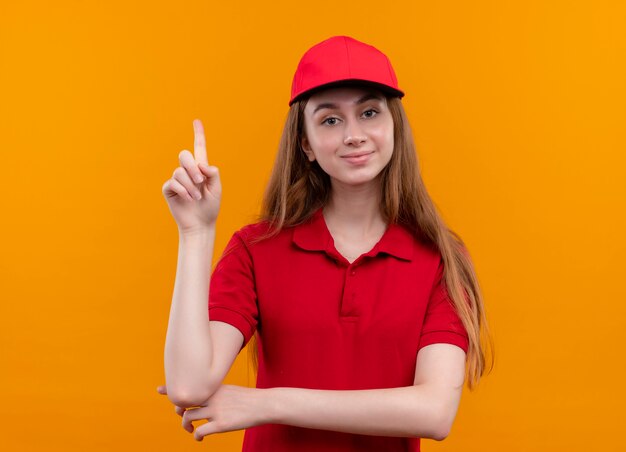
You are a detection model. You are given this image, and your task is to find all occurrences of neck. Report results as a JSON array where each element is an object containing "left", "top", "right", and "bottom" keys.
[{"left": 323, "top": 178, "right": 386, "bottom": 237}]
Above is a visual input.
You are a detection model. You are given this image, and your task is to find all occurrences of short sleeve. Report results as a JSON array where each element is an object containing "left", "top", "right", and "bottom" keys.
[
  {"left": 209, "top": 231, "right": 258, "bottom": 349},
  {"left": 417, "top": 258, "right": 470, "bottom": 354}
]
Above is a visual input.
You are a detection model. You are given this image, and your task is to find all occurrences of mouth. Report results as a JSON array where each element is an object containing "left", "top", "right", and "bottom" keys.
[
  {"left": 340, "top": 151, "right": 375, "bottom": 165},
  {"left": 340, "top": 151, "right": 375, "bottom": 158}
]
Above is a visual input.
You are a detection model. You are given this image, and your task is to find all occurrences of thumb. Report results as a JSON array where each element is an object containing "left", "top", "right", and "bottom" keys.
[
  {"left": 198, "top": 163, "right": 218, "bottom": 177},
  {"left": 157, "top": 385, "right": 167, "bottom": 395},
  {"left": 198, "top": 164, "right": 221, "bottom": 193}
]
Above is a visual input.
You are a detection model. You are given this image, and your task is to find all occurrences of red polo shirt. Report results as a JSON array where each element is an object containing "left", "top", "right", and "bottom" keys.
[{"left": 209, "top": 207, "right": 469, "bottom": 452}]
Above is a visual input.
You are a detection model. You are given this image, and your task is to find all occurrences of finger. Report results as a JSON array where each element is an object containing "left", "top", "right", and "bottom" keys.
[
  {"left": 157, "top": 385, "right": 167, "bottom": 395},
  {"left": 198, "top": 162, "right": 210, "bottom": 173},
  {"left": 198, "top": 164, "right": 222, "bottom": 195},
  {"left": 182, "top": 416, "right": 194, "bottom": 433},
  {"left": 163, "top": 178, "right": 194, "bottom": 201},
  {"left": 179, "top": 149, "right": 205, "bottom": 184},
  {"left": 173, "top": 166, "right": 202, "bottom": 200},
  {"left": 193, "top": 119, "right": 209, "bottom": 166},
  {"left": 176, "top": 407, "right": 194, "bottom": 433},
  {"left": 182, "top": 406, "right": 209, "bottom": 433},
  {"left": 194, "top": 421, "right": 220, "bottom": 441},
  {"left": 198, "top": 164, "right": 219, "bottom": 183},
  {"left": 198, "top": 163, "right": 218, "bottom": 177}
]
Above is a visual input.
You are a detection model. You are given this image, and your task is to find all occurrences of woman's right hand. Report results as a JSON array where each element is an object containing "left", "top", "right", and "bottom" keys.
[{"left": 162, "top": 119, "right": 222, "bottom": 234}]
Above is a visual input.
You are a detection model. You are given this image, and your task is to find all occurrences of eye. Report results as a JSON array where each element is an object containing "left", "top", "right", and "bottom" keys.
[
  {"left": 363, "top": 109, "right": 378, "bottom": 118},
  {"left": 322, "top": 117, "right": 339, "bottom": 126}
]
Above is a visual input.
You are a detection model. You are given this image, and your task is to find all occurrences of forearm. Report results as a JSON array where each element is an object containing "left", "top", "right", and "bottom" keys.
[
  {"left": 266, "top": 385, "right": 450, "bottom": 440},
  {"left": 164, "top": 228, "right": 216, "bottom": 405}
]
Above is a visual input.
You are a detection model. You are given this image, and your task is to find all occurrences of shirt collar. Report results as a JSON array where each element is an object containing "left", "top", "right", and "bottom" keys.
[{"left": 292, "top": 207, "right": 414, "bottom": 261}]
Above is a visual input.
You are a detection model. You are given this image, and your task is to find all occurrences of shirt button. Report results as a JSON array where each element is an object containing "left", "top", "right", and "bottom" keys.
[{"left": 350, "top": 270, "right": 356, "bottom": 276}]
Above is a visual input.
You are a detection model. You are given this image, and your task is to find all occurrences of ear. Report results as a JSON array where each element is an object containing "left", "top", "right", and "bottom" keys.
[{"left": 301, "top": 137, "right": 316, "bottom": 162}]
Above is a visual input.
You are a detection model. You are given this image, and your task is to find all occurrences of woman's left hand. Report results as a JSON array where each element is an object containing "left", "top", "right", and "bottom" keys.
[{"left": 157, "top": 384, "right": 271, "bottom": 441}]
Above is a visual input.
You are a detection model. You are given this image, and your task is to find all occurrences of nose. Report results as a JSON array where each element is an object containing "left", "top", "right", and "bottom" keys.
[{"left": 343, "top": 118, "right": 367, "bottom": 146}]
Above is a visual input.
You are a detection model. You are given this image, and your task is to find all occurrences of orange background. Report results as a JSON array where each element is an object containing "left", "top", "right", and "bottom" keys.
[{"left": 1, "top": 1, "right": 624, "bottom": 451}]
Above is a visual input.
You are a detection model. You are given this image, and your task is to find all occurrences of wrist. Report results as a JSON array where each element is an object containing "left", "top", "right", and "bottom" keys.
[
  {"left": 178, "top": 225, "right": 216, "bottom": 243},
  {"left": 261, "top": 387, "right": 283, "bottom": 424}
]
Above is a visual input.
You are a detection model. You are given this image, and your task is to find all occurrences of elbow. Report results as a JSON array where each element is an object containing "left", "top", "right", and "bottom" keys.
[
  {"left": 166, "top": 380, "right": 220, "bottom": 408},
  {"left": 411, "top": 395, "right": 454, "bottom": 441},
  {"left": 167, "top": 389, "right": 211, "bottom": 408},
  {"left": 431, "top": 423, "right": 451, "bottom": 442},
  {"left": 429, "top": 405, "right": 456, "bottom": 441}
]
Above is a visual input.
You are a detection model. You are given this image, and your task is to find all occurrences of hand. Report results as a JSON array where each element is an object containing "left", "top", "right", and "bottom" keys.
[
  {"left": 161, "top": 119, "right": 222, "bottom": 235},
  {"left": 157, "top": 385, "right": 196, "bottom": 433},
  {"left": 157, "top": 384, "right": 270, "bottom": 441}
]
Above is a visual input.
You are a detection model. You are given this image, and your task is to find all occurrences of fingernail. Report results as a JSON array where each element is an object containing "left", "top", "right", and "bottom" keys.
[
  {"left": 194, "top": 191, "right": 202, "bottom": 200},
  {"left": 195, "top": 175, "right": 204, "bottom": 183}
]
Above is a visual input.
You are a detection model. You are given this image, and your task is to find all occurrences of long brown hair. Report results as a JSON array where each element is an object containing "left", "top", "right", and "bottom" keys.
[{"left": 248, "top": 92, "right": 495, "bottom": 391}]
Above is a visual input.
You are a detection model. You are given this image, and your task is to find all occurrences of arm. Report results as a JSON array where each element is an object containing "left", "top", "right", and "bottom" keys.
[
  {"left": 176, "top": 343, "right": 464, "bottom": 441},
  {"left": 266, "top": 343, "right": 466, "bottom": 440},
  {"left": 165, "top": 229, "right": 246, "bottom": 408},
  {"left": 162, "top": 119, "right": 245, "bottom": 408}
]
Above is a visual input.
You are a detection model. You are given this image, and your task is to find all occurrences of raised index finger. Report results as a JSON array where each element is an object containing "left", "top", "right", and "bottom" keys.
[{"left": 193, "top": 119, "right": 209, "bottom": 165}]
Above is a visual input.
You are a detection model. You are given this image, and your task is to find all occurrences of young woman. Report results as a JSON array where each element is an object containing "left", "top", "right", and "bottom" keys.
[{"left": 158, "top": 36, "right": 494, "bottom": 451}]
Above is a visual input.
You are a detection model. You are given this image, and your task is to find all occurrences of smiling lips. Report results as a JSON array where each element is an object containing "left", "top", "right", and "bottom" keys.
[{"left": 341, "top": 151, "right": 375, "bottom": 164}]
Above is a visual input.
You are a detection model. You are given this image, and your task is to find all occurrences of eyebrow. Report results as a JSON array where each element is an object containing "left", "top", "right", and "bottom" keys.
[{"left": 312, "top": 93, "right": 384, "bottom": 115}]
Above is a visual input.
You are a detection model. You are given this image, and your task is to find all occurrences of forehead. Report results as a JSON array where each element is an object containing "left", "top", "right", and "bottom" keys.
[{"left": 305, "top": 86, "right": 386, "bottom": 113}]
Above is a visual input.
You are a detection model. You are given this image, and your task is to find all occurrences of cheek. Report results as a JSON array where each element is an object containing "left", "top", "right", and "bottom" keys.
[
  {"left": 308, "top": 131, "right": 340, "bottom": 155},
  {"left": 372, "top": 123, "right": 394, "bottom": 151}
]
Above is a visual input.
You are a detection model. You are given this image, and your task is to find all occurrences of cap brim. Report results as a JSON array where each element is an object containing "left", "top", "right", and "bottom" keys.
[{"left": 289, "top": 79, "right": 404, "bottom": 106}]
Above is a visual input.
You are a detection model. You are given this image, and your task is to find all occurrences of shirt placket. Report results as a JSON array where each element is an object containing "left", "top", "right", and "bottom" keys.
[
  {"left": 340, "top": 261, "right": 363, "bottom": 319},
  {"left": 324, "top": 243, "right": 376, "bottom": 320}
]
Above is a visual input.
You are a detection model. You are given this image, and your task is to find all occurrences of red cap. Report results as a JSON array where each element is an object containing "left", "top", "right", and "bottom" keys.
[{"left": 289, "top": 36, "right": 405, "bottom": 106}]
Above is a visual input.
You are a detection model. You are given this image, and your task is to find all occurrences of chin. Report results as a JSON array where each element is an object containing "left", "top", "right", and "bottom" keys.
[{"left": 332, "top": 171, "right": 384, "bottom": 187}]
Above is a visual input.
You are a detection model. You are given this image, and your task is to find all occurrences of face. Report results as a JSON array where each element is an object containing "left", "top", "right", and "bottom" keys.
[{"left": 301, "top": 86, "right": 394, "bottom": 188}]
